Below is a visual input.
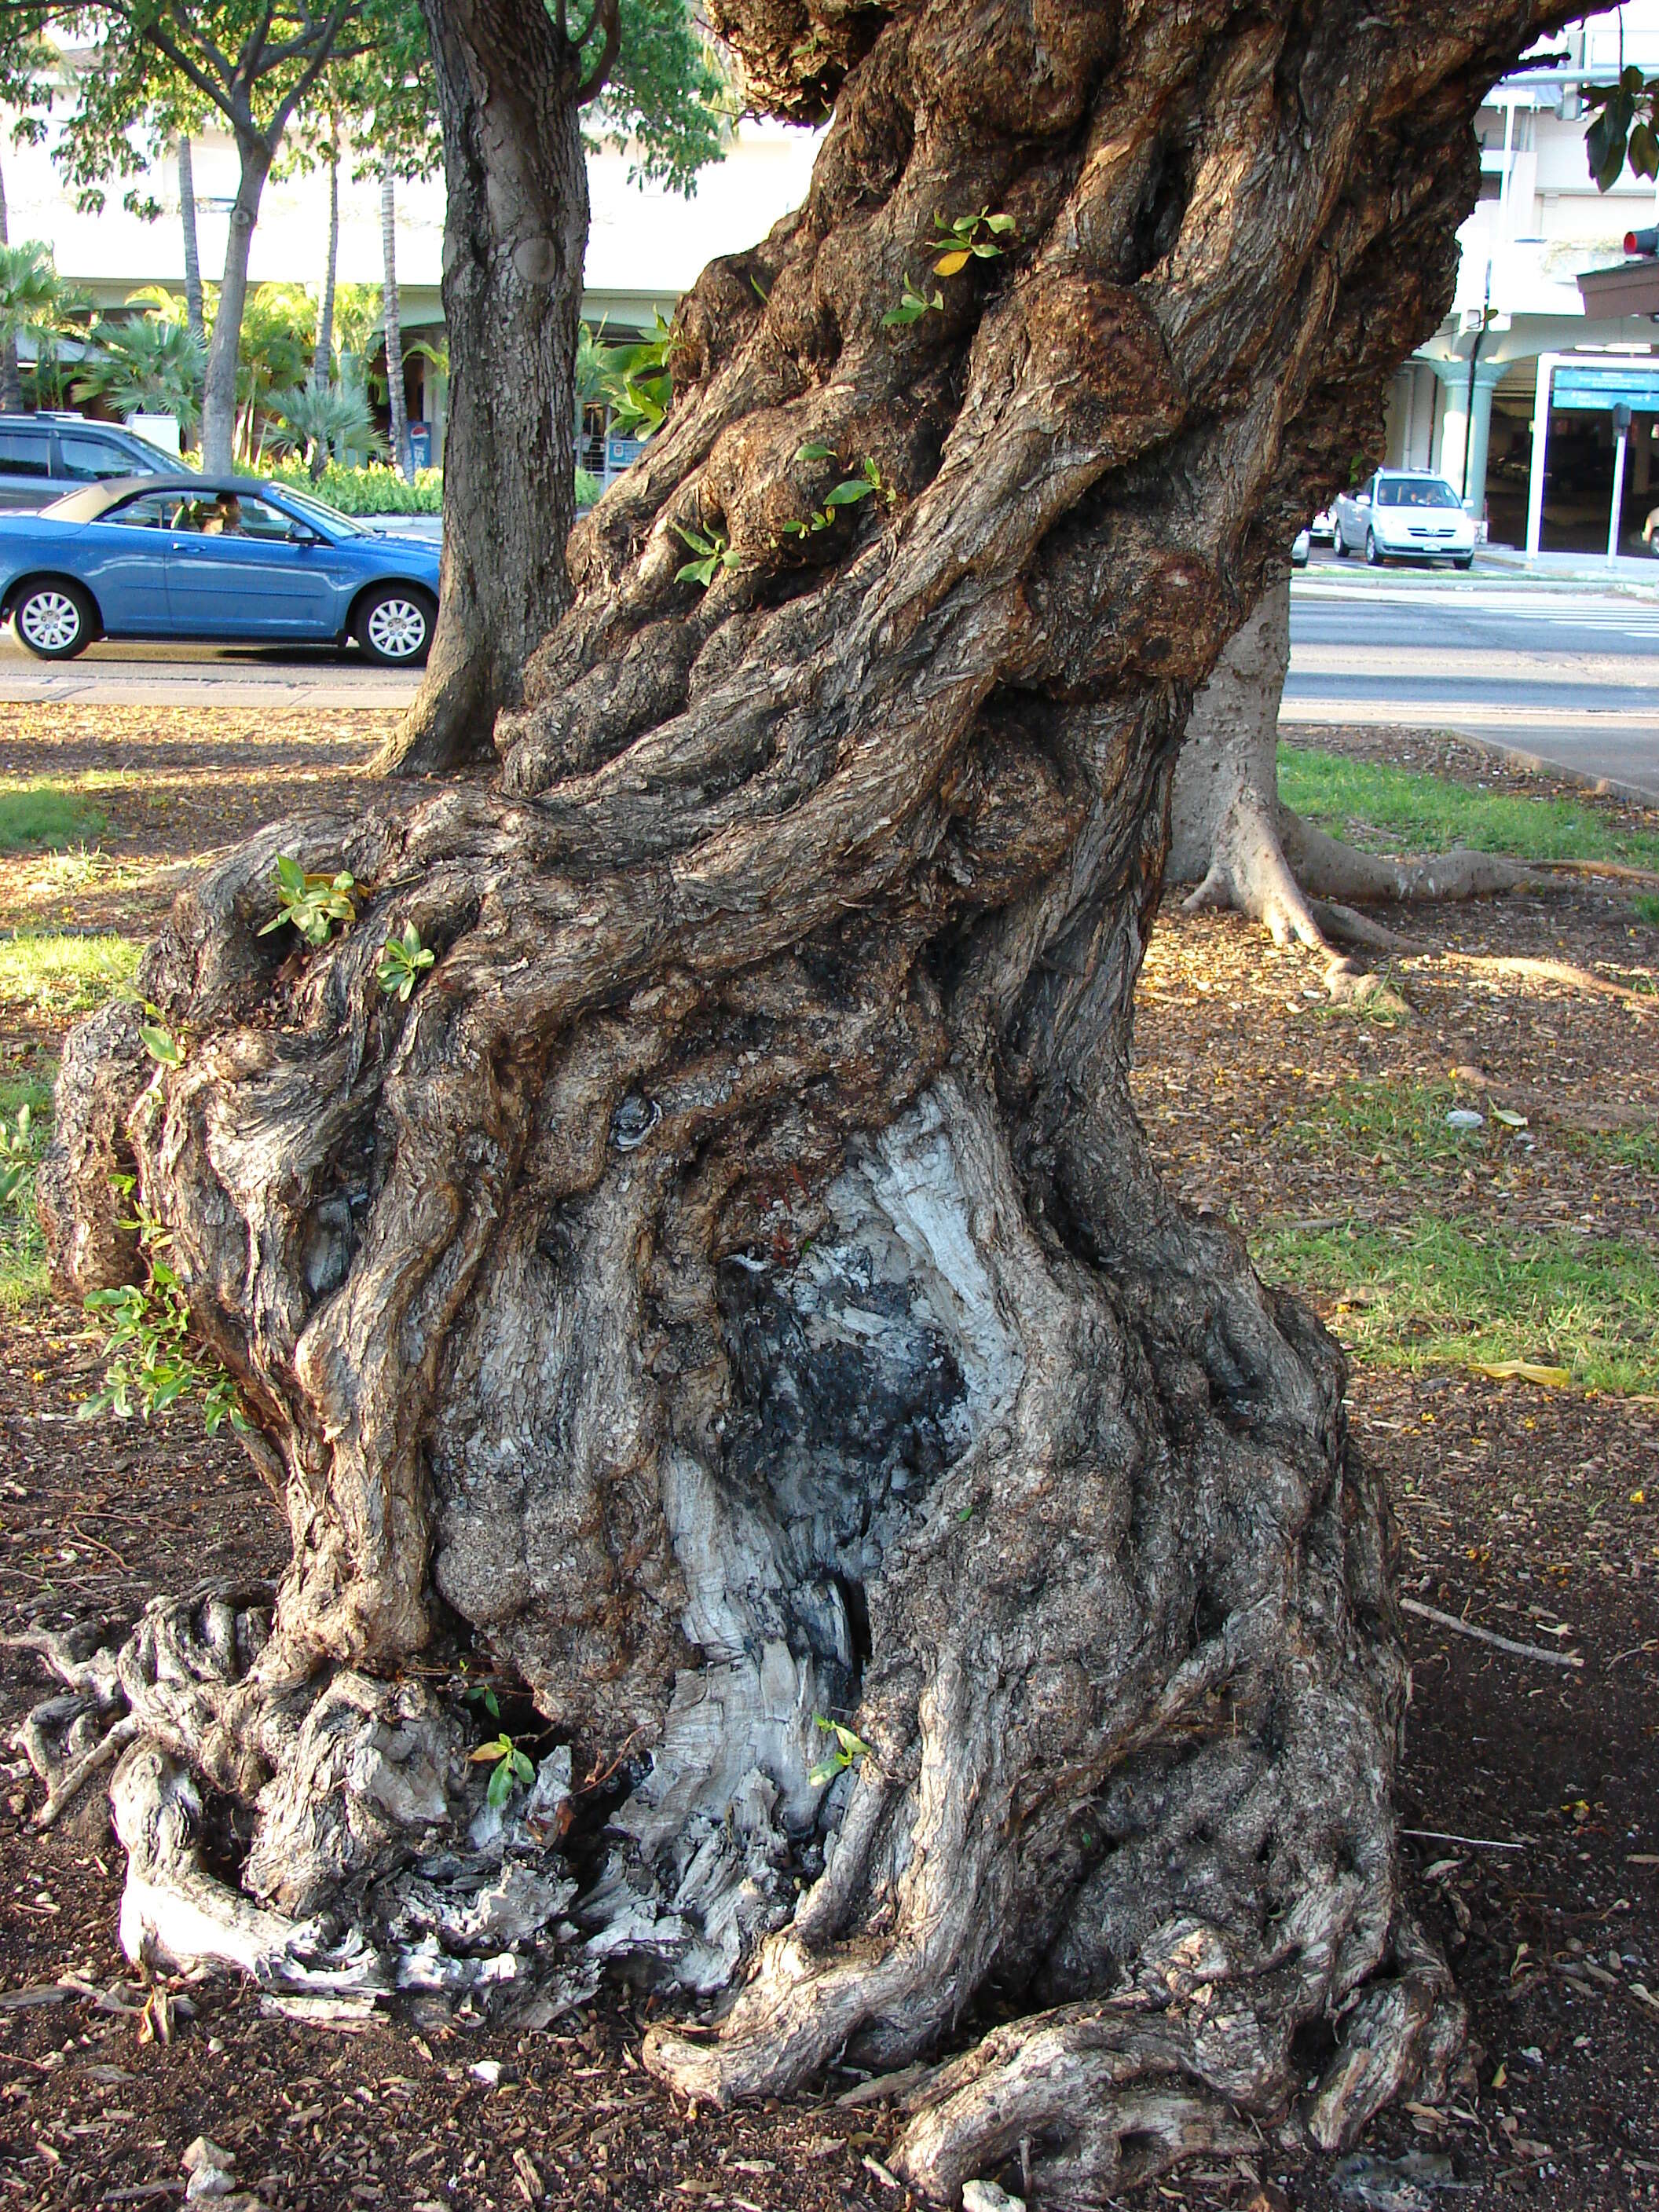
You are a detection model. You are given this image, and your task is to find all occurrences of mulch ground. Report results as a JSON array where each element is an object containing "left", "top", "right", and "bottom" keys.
[{"left": 0, "top": 708, "right": 1654, "bottom": 2211}]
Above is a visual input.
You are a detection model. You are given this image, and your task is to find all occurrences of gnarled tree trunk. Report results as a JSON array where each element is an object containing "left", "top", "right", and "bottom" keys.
[{"left": 38, "top": 0, "right": 1574, "bottom": 2199}]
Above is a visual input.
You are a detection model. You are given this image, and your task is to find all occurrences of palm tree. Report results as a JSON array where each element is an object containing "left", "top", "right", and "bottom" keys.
[
  {"left": 177, "top": 137, "right": 205, "bottom": 350},
  {"left": 313, "top": 115, "right": 341, "bottom": 390},
  {"left": 0, "top": 156, "right": 20, "bottom": 413},
  {"left": 379, "top": 172, "right": 412, "bottom": 482},
  {"left": 272, "top": 379, "right": 382, "bottom": 481},
  {"left": 74, "top": 313, "right": 204, "bottom": 430},
  {"left": 0, "top": 244, "right": 65, "bottom": 410}
]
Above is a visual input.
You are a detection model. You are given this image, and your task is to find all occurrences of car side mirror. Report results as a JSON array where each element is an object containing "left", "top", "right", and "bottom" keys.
[
  {"left": 287, "top": 522, "right": 320, "bottom": 544},
  {"left": 1356, "top": 493, "right": 1372, "bottom": 507}
]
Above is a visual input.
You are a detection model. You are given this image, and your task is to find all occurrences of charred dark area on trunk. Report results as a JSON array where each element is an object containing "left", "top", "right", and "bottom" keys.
[{"left": 35, "top": 0, "right": 1585, "bottom": 2200}]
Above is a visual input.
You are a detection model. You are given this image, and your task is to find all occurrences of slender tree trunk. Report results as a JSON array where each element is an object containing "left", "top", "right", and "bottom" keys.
[
  {"left": 1170, "top": 582, "right": 1536, "bottom": 966},
  {"left": 40, "top": 0, "right": 1580, "bottom": 2199},
  {"left": 178, "top": 137, "right": 205, "bottom": 353},
  {"left": 313, "top": 126, "right": 339, "bottom": 391},
  {"left": 0, "top": 152, "right": 20, "bottom": 416},
  {"left": 380, "top": 172, "right": 412, "bottom": 481},
  {"left": 384, "top": 0, "right": 587, "bottom": 775},
  {"left": 200, "top": 138, "right": 271, "bottom": 478}
]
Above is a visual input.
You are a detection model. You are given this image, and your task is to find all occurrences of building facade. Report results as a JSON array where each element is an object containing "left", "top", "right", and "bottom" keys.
[
  {"left": 0, "top": 86, "right": 821, "bottom": 470},
  {"left": 1390, "top": 8, "right": 1659, "bottom": 551}
]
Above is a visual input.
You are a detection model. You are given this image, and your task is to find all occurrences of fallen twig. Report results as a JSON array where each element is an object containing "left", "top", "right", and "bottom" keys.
[
  {"left": 33, "top": 1715, "right": 137, "bottom": 1831},
  {"left": 1401, "top": 1827, "right": 1525, "bottom": 1851},
  {"left": 1400, "top": 1597, "right": 1584, "bottom": 1668}
]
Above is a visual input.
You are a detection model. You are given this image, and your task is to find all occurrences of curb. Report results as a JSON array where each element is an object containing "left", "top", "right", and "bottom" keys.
[{"left": 1434, "top": 730, "right": 1659, "bottom": 809}]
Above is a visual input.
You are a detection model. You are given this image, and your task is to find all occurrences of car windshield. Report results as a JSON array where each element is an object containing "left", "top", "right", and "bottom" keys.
[
  {"left": 1375, "top": 477, "right": 1460, "bottom": 509},
  {"left": 271, "top": 485, "right": 368, "bottom": 537}
]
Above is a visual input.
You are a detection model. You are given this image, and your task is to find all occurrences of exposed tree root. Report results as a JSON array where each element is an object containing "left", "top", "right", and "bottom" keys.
[
  {"left": 1167, "top": 579, "right": 1566, "bottom": 1002},
  {"left": 1439, "top": 954, "right": 1654, "bottom": 1013}
]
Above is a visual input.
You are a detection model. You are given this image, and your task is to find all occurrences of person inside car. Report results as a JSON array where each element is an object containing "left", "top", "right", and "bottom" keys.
[{"left": 198, "top": 492, "right": 245, "bottom": 537}]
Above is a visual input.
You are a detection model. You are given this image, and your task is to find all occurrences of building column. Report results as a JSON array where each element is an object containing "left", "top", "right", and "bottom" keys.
[{"left": 1429, "top": 355, "right": 1505, "bottom": 516}]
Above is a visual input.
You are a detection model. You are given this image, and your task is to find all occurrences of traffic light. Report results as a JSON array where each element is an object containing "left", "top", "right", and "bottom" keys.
[{"left": 1624, "top": 227, "right": 1659, "bottom": 255}]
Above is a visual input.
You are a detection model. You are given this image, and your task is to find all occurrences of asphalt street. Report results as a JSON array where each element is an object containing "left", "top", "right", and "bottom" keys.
[
  {"left": 1287, "top": 552, "right": 1659, "bottom": 799},
  {"left": 2, "top": 551, "right": 1658, "bottom": 800},
  {"left": 0, "top": 637, "right": 419, "bottom": 709}
]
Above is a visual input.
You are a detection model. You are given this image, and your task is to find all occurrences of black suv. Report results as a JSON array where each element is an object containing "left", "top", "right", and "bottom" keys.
[{"left": 0, "top": 413, "right": 173, "bottom": 511}]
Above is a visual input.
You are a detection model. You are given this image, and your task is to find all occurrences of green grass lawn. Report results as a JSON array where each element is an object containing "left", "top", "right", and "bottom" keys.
[
  {"left": 1262, "top": 1078, "right": 1659, "bottom": 1390},
  {"left": 1285, "top": 1077, "right": 1659, "bottom": 1181},
  {"left": 0, "top": 931, "right": 140, "bottom": 1019},
  {"left": 0, "top": 1068, "right": 53, "bottom": 1311},
  {"left": 0, "top": 781, "right": 108, "bottom": 854},
  {"left": 1278, "top": 744, "right": 1659, "bottom": 870},
  {"left": 1254, "top": 1214, "right": 1659, "bottom": 1395}
]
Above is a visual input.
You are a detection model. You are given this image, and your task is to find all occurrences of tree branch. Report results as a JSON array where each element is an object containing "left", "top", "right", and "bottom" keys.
[{"left": 573, "top": 0, "right": 620, "bottom": 103}]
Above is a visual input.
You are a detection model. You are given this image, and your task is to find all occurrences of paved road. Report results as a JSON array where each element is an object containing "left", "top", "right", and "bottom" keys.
[
  {"left": 3, "top": 555, "right": 1658, "bottom": 800},
  {"left": 1287, "top": 554, "right": 1659, "bottom": 798},
  {"left": 0, "top": 637, "right": 420, "bottom": 709}
]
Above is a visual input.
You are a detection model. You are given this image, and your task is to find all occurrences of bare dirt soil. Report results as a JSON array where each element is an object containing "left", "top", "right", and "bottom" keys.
[{"left": 0, "top": 710, "right": 1654, "bottom": 2211}]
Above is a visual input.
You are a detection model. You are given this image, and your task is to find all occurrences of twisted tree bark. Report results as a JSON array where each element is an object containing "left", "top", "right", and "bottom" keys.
[{"left": 38, "top": 0, "right": 1576, "bottom": 2199}]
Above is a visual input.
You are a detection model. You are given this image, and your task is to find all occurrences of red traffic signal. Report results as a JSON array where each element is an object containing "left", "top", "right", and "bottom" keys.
[{"left": 1625, "top": 227, "right": 1659, "bottom": 255}]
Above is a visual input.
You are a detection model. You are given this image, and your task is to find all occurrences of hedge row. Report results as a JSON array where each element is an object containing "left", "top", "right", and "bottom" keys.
[{"left": 258, "top": 462, "right": 444, "bottom": 515}]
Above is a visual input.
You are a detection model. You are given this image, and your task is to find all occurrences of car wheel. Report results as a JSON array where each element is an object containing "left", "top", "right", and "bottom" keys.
[
  {"left": 13, "top": 579, "right": 95, "bottom": 660},
  {"left": 1364, "top": 529, "right": 1382, "bottom": 566},
  {"left": 355, "top": 585, "right": 434, "bottom": 667},
  {"left": 1454, "top": 553, "right": 1474, "bottom": 571},
  {"left": 1332, "top": 520, "right": 1349, "bottom": 558}
]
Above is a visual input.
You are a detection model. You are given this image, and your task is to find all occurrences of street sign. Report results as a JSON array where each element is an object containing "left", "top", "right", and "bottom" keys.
[{"left": 1551, "top": 363, "right": 1659, "bottom": 412}]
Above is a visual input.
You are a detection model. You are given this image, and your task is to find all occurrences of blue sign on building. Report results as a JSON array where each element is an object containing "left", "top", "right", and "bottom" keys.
[
  {"left": 605, "top": 435, "right": 646, "bottom": 475},
  {"left": 1552, "top": 364, "right": 1659, "bottom": 412}
]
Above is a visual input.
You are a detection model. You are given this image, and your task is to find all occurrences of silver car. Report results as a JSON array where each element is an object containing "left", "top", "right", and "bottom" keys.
[{"left": 1333, "top": 470, "right": 1476, "bottom": 569}]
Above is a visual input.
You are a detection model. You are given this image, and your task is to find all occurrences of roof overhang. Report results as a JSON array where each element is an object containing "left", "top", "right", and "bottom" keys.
[{"left": 1577, "top": 259, "right": 1659, "bottom": 318}]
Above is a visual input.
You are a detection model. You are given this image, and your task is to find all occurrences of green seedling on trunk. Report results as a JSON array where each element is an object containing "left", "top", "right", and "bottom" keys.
[
  {"left": 260, "top": 855, "right": 357, "bottom": 949},
  {"left": 674, "top": 522, "right": 739, "bottom": 588},
  {"left": 809, "top": 1716, "right": 873, "bottom": 1788},
  {"left": 376, "top": 923, "right": 435, "bottom": 1003},
  {"left": 472, "top": 1732, "right": 535, "bottom": 1809},
  {"left": 782, "top": 452, "right": 898, "bottom": 539},
  {"left": 928, "top": 207, "right": 1015, "bottom": 274},
  {"left": 882, "top": 275, "right": 944, "bottom": 328},
  {"left": 79, "top": 1177, "right": 249, "bottom": 1434}
]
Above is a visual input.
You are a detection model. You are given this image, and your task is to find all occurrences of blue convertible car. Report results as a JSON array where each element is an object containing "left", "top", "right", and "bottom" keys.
[{"left": 0, "top": 476, "right": 441, "bottom": 665}]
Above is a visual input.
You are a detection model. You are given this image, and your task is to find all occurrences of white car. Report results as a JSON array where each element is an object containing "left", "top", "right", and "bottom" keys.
[{"left": 1332, "top": 471, "right": 1476, "bottom": 569}]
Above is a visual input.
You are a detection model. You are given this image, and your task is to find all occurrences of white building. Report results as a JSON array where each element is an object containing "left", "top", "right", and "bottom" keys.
[
  {"left": 6, "top": 12, "right": 1659, "bottom": 536},
  {"left": 0, "top": 82, "right": 821, "bottom": 466},
  {"left": 1390, "top": 8, "right": 1659, "bottom": 551}
]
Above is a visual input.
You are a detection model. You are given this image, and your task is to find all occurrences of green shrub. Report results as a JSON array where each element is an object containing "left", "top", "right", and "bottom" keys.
[{"left": 257, "top": 461, "right": 443, "bottom": 516}]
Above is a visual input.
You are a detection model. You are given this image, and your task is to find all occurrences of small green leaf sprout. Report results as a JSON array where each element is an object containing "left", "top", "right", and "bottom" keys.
[
  {"left": 259, "top": 854, "right": 357, "bottom": 949},
  {"left": 881, "top": 274, "right": 945, "bottom": 328},
  {"left": 808, "top": 1716, "right": 873, "bottom": 1789},
  {"left": 472, "top": 1732, "right": 535, "bottom": 1810},
  {"left": 781, "top": 451, "right": 899, "bottom": 540},
  {"left": 462, "top": 1678, "right": 502, "bottom": 1722},
  {"left": 140, "top": 1020, "right": 184, "bottom": 1068},
  {"left": 928, "top": 207, "right": 1015, "bottom": 275},
  {"left": 79, "top": 1179, "right": 250, "bottom": 1435},
  {"left": 673, "top": 522, "right": 740, "bottom": 588},
  {"left": 376, "top": 922, "right": 435, "bottom": 1003},
  {"left": 0, "top": 1105, "right": 34, "bottom": 1212}
]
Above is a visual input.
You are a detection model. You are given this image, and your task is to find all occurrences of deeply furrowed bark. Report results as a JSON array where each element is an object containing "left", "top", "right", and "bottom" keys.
[{"left": 39, "top": 0, "right": 1579, "bottom": 2198}]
